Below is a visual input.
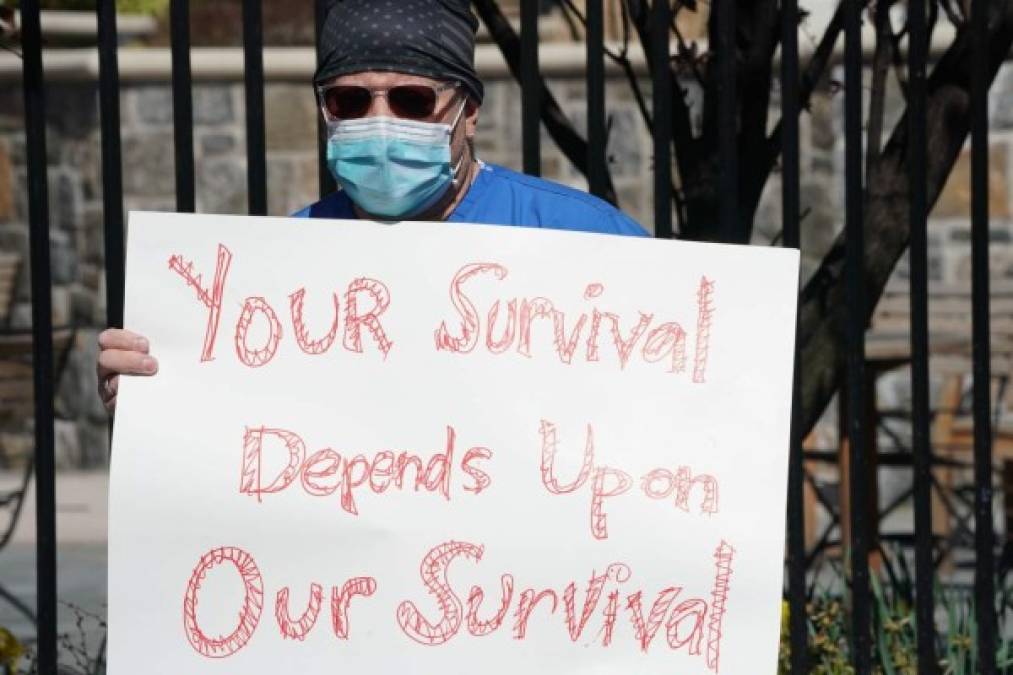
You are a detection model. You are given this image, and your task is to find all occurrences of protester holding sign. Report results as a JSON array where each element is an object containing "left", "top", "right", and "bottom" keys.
[
  {"left": 99, "top": 5, "right": 801, "bottom": 669},
  {"left": 109, "top": 211, "right": 798, "bottom": 674},
  {"left": 96, "top": 0, "right": 646, "bottom": 411}
]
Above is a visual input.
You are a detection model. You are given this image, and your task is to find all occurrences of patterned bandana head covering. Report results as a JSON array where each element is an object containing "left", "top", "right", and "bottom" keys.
[{"left": 314, "top": 0, "right": 484, "bottom": 103}]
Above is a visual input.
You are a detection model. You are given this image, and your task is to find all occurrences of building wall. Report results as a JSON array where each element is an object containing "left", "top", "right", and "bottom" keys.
[{"left": 2, "top": 61, "right": 1013, "bottom": 468}]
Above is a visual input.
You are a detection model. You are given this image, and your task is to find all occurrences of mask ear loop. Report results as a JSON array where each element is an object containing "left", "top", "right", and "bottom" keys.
[
  {"left": 449, "top": 97, "right": 468, "bottom": 130},
  {"left": 449, "top": 98, "right": 470, "bottom": 185}
]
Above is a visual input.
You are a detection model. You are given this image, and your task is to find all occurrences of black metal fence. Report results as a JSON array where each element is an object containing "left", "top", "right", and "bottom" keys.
[{"left": 11, "top": 0, "right": 1003, "bottom": 672}]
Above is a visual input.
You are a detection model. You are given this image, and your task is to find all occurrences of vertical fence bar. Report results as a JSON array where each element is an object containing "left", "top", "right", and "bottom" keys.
[
  {"left": 780, "top": 0, "right": 807, "bottom": 671},
  {"left": 585, "top": 0, "right": 607, "bottom": 197},
  {"left": 717, "top": 0, "right": 738, "bottom": 242},
  {"left": 651, "top": 0, "right": 672, "bottom": 239},
  {"left": 96, "top": 0, "right": 125, "bottom": 328},
  {"left": 315, "top": 0, "right": 336, "bottom": 199},
  {"left": 19, "top": 1, "right": 57, "bottom": 673},
  {"left": 520, "top": 0, "right": 540, "bottom": 176},
  {"left": 907, "top": 0, "right": 936, "bottom": 671},
  {"left": 170, "top": 0, "right": 195, "bottom": 213},
  {"left": 242, "top": 0, "right": 267, "bottom": 216},
  {"left": 843, "top": 0, "right": 870, "bottom": 671},
  {"left": 970, "top": 0, "right": 996, "bottom": 671}
]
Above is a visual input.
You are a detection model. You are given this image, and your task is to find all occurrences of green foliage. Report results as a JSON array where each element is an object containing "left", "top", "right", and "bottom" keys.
[
  {"left": 1, "top": 603, "right": 106, "bottom": 674},
  {"left": 1, "top": 1, "right": 172, "bottom": 16},
  {"left": 778, "top": 555, "right": 1013, "bottom": 674}
]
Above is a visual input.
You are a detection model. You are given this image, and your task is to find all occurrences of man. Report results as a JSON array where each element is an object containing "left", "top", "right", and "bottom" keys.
[{"left": 97, "top": 0, "right": 646, "bottom": 411}]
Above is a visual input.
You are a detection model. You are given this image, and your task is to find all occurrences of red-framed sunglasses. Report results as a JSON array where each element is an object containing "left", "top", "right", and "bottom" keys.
[{"left": 316, "top": 81, "right": 461, "bottom": 121}]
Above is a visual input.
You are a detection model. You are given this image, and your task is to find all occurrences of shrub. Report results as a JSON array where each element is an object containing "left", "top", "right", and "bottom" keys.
[{"left": 779, "top": 555, "right": 1013, "bottom": 674}]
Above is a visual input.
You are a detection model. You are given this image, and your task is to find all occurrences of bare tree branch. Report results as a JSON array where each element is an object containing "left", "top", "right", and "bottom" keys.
[
  {"left": 734, "top": 0, "right": 781, "bottom": 243},
  {"left": 761, "top": 1, "right": 849, "bottom": 195},
  {"left": 475, "top": 0, "right": 1013, "bottom": 438},
  {"left": 669, "top": 6, "right": 708, "bottom": 86},
  {"left": 796, "top": 0, "right": 1013, "bottom": 435},
  {"left": 939, "top": 0, "right": 966, "bottom": 26},
  {"left": 866, "top": 0, "right": 895, "bottom": 178},
  {"left": 471, "top": 0, "right": 620, "bottom": 205},
  {"left": 556, "top": 0, "right": 690, "bottom": 233},
  {"left": 625, "top": 0, "right": 699, "bottom": 228}
]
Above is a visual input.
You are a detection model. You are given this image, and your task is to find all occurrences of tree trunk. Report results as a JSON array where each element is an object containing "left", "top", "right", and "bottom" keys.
[{"left": 797, "top": 0, "right": 1013, "bottom": 435}]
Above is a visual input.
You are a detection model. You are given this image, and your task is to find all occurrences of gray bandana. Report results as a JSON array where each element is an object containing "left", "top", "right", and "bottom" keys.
[{"left": 315, "top": 0, "right": 484, "bottom": 104}]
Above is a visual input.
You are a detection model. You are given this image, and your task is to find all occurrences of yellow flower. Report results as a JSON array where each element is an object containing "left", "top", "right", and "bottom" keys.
[
  {"left": 0, "top": 626, "right": 24, "bottom": 671},
  {"left": 950, "top": 633, "right": 973, "bottom": 651}
]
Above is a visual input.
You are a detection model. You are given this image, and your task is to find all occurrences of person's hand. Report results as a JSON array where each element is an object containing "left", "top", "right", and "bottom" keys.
[{"left": 96, "top": 328, "right": 158, "bottom": 414}]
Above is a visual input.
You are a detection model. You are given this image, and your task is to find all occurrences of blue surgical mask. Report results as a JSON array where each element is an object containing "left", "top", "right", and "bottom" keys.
[{"left": 326, "top": 102, "right": 467, "bottom": 219}]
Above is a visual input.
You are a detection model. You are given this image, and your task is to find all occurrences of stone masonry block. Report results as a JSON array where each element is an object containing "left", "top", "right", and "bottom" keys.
[
  {"left": 0, "top": 138, "right": 13, "bottom": 222},
  {"left": 50, "top": 229, "right": 77, "bottom": 285},
  {"left": 134, "top": 86, "right": 174, "bottom": 126},
  {"left": 122, "top": 132, "right": 175, "bottom": 197},
  {"left": 934, "top": 143, "right": 1009, "bottom": 219},
  {"left": 197, "top": 159, "right": 246, "bottom": 214},
  {"left": 265, "top": 84, "right": 318, "bottom": 152},
  {"left": 194, "top": 85, "right": 236, "bottom": 126}
]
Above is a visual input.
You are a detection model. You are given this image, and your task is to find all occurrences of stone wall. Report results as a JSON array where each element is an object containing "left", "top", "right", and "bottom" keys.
[{"left": 2, "top": 59, "right": 1013, "bottom": 469}]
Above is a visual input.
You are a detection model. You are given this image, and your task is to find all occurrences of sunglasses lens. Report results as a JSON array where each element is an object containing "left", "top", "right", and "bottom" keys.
[
  {"left": 324, "top": 86, "right": 373, "bottom": 120},
  {"left": 388, "top": 85, "right": 437, "bottom": 119}
]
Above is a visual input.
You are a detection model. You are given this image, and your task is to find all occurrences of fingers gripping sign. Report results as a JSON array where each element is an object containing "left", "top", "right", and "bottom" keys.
[{"left": 96, "top": 328, "right": 158, "bottom": 414}]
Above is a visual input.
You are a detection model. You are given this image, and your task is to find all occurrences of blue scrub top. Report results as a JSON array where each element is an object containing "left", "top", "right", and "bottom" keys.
[{"left": 293, "top": 162, "right": 648, "bottom": 237}]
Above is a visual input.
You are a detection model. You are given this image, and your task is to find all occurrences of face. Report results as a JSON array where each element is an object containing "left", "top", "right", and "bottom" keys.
[{"left": 319, "top": 71, "right": 480, "bottom": 167}]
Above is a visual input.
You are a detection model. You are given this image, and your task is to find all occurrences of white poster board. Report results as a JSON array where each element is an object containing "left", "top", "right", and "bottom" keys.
[{"left": 109, "top": 211, "right": 799, "bottom": 674}]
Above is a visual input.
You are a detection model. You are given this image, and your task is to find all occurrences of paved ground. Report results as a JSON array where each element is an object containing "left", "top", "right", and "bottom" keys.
[{"left": 0, "top": 470, "right": 108, "bottom": 658}]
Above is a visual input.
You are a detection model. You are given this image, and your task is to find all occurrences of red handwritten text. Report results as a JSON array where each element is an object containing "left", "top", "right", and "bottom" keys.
[
  {"left": 239, "top": 425, "right": 493, "bottom": 514},
  {"left": 396, "top": 538, "right": 734, "bottom": 671},
  {"left": 169, "top": 244, "right": 393, "bottom": 365},
  {"left": 183, "top": 539, "right": 733, "bottom": 671},
  {"left": 434, "top": 263, "right": 715, "bottom": 380},
  {"left": 540, "top": 420, "right": 720, "bottom": 539},
  {"left": 183, "top": 546, "right": 376, "bottom": 658}
]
